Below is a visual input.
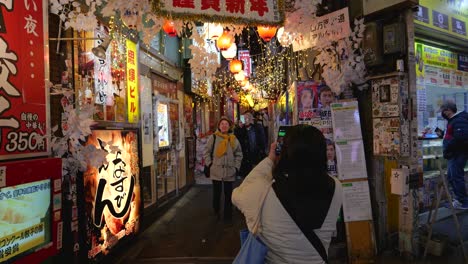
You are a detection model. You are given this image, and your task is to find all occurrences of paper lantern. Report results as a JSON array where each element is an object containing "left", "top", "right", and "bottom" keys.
[
  {"left": 163, "top": 20, "right": 177, "bottom": 37},
  {"left": 235, "top": 71, "right": 246, "bottom": 82},
  {"left": 276, "top": 27, "right": 293, "bottom": 47},
  {"left": 229, "top": 59, "right": 243, "bottom": 74},
  {"left": 217, "top": 30, "right": 233, "bottom": 51},
  {"left": 257, "top": 26, "right": 277, "bottom": 42},
  {"left": 206, "top": 23, "right": 224, "bottom": 40},
  {"left": 222, "top": 43, "right": 237, "bottom": 60}
]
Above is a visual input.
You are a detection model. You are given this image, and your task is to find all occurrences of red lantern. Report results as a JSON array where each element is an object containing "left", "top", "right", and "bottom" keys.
[
  {"left": 163, "top": 20, "right": 177, "bottom": 37},
  {"left": 216, "top": 30, "right": 233, "bottom": 51},
  {"left": 229, "top": 59, "right": 243, "bottom": 74},
  {"left": 257, "top": 26, "right": 277, "bottom": 42}
]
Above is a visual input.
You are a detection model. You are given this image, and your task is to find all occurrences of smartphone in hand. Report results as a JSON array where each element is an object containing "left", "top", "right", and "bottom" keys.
[{"left": 275, "top": 126, "right": 289, "bottom": 155}]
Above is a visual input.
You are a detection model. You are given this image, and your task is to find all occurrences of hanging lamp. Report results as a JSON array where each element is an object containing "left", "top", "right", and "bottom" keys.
[
  {"left": 206, "top": 23, "right": 224, "bottom": 40},
  {"left": 221, "top": 43, "right": 237, "bottom": 60},
  {"left": 163, "top": 20, "right": 177, "bottom": 37},
  {"left": 257, "top": 26, "right": 277, "bottom": 42},
  {"left": 229, "top": 59, "right": 243, "bottom": 74},
  {"left": 276, "top": 27, "right": 294, "bottom": 47},
  {"left": 234, "top": 70, "right": 246, "bottom": 82},
  {"left": 216, "top": 30, "right": 233, "bottom": 51}
]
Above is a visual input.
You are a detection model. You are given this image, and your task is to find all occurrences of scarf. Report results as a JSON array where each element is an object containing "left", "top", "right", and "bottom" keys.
[{"left": 214, "top": 131, "right": 236, "bottom": 158}]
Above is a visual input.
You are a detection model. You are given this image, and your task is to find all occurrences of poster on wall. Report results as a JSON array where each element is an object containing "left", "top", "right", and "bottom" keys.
[
  {"left": 296, "top": 81, "right": 319, "bottom": 121},
  {"left": 157, "top": 102, "right": 170, "bottom": 148},
  {"left": 371, "top": 77, "right": 400, "bottom": 118},
  {"left": 342, "top": 181, "right": 373, "bottom": 222},
  {"left": 0, "top": 0, "right": 49, "bottom": 160},
  {"left": 373, "top": 117, "right": 401, "bottom": 156},
  {"left": 0, "top": 158, "right": 62, "bottom": 264},
  {"left": 84, "top": 130, "right": 141, "bottom": 260}
]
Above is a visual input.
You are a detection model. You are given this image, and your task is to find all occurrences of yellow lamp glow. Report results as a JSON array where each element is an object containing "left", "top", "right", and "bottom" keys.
[
  {"left": 221, "top": 43, "right": 237, "bottom": 60},
  {"left": 217, "top": 30, "right": 233, "bottom": 51},
  {"left": 229, "top": 59, "right": 243, "bottom": 74},
  {"left": 257, "top": 26, "right": 277, "bottom": 42}
]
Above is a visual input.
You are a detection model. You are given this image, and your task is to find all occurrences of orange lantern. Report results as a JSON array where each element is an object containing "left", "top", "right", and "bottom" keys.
[
  {"left": 216, "top": 30, "right": 233, "bottom": 51},
  {"left": 163, "top": 20, "right": 177, "bottom": 37},
  {"left": 257, "top": 26, "right": 277, "bottom": 42},
  {"left": 229, "top": 59, "right": 243, "bottom": 74}
]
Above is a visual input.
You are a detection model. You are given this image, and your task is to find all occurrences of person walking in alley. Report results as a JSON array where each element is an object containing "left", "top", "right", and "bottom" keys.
[
  {"left": 232, "top": 125, "right": 343, "bottom": 263},
  {"left": 235, "top": 112, "right": 267, "bottom": 178},
  {"left": 204, "top": 117, "right": 243, "bottom": 222},
  {"left": 440, "top": 100, "right": 468, "bottom": 209}
]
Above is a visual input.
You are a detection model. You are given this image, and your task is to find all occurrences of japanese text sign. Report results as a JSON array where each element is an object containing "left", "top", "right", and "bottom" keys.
[
  {"left": 293, "top": 7, "right": 351, "bottom": 52},
  {"left": 0, "top": 0, "right": 48, "bottom": 160},
  {"left": 84, "top": 130, "right": 141, "bottom": 260},
  {"left": 420, "top": 43, "right": 457, "bottom": 70},
  {"left": 238, "top": 50, "right": 252, "bottom": 77},
  {"left": 126, "top": 40, "right": 139, "bottom": 123},
  {"left": 154, "top": 0, "right": 284, "bottom": 25}
]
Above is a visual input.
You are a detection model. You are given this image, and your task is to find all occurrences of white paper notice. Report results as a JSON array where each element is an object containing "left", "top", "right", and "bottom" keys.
[
  {"left": 335, "top": 140, "right": 367, "bottom": 180},
  {"left": 342, "top": 181, "right": 373, "bottom": 222},
  {"left": 331, "top": 101, "right": 363, "bottom": 141}
]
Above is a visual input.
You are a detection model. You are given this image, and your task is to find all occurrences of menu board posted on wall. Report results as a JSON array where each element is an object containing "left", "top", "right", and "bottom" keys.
[
  {"left": 342, "top": 181, "right": 373, "bottom": 222},
  {"left": 0, "top": 0, "right": 49, "bottom": 160},
  {"left": 331, "top": 101, "right": 363, "bottom": 141}
]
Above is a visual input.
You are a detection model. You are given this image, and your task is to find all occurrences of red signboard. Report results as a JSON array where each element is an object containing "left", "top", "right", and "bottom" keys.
[{"left": 0, "top": 0, "right": 48, "bottom": 159}]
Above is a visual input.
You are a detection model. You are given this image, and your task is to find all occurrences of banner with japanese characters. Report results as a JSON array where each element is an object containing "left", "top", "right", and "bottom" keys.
[
  {"left": 153, "top": 0, "right": 284, "bottom": 25},
  {"left": 84, "top": 130, "right": 141, "bottom": 260},
  {"left": 0, "top": 0, "right": 49, "bottom": 160},
  {"left": 126, "top": 40, "right": 139, "bottom": 123},
  {"left": 293, "top": 7, "right": 351, "bottom": 52}
]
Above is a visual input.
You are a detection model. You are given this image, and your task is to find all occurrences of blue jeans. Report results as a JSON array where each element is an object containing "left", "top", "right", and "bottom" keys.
[{"left": 447, "top": 154, "right": 468, "bottom": 204}]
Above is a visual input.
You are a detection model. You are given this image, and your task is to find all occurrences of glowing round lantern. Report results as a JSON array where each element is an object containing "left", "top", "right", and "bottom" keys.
[
  {"left": 276, "top": 27, "right": 293, "bottom": 47},
  {"left": 163, "top": 20, "right": 177, "bottom": 37},
  {"left": 229, "top": 59, "right": 243, "bottom": 74},
  {"left": 257, "top": 26, "right": 277, "bottom": 42},
  {"left": 234, "top": 70, "right": 246, "bottom": 82},
  {"left": 221, "top": 43, "right": 237, "bottom": 60},
  {"left": 217, "top": 30, "right": 233, "bottom": 51},
  {"left": 206, "top": 23, "right": 224, "bottom": 40}
]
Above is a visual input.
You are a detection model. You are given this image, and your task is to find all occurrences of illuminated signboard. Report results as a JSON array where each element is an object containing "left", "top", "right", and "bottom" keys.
[
  {"left": 0, "top": 0, "right": 49, "bottom": 160},
  {"left": 126, "top": 40, "right": 139, "bottom": 123},
  {"left": 84, "top": 130, "right": 141, "bottom": 260},
  {"left": 157, "top": 102, "right": 170, "bottom": 148},
  {"left": 0, "top": 179, "right": 51, "bottom": 262}
]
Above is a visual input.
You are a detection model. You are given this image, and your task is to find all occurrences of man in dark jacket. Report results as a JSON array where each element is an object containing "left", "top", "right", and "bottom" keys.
[
  {"left": 440, "top": 100, "right": 468, "bottom": 209},
  {"left": 235, "top": 112, "right": 266, "bottom": 178}
]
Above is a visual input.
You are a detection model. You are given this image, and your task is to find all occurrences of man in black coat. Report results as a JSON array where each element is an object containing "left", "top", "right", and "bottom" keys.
[
  {"left": 234, "top": 112, "right": 266, "bottom": 178},
  {"left": 440, "top": 100, "right": 468, "bottom": 209}
]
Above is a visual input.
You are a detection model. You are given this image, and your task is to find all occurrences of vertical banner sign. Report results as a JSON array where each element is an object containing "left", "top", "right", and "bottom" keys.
[
  {"left": 0, "top": 0, "right": 48, "bottom": 160},
  {"left": 238, "top": 50, "right": 252, "bottom": 77},
  {"left": 126, "top": 40, "right": 139, "bottom": 123}
]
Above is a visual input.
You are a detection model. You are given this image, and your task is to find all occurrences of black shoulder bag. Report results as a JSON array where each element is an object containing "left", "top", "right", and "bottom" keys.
[{"left": 204, "top": 134, "right": 216, "bottom": 178}]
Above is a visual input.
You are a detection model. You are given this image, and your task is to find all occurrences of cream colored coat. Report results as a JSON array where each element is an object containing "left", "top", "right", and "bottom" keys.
[
  {"left": 232, "top": 158, "right": 343, "bottom": 264},
  {"left": 203, "top": 133, "right": 243, "bottom": 182}
]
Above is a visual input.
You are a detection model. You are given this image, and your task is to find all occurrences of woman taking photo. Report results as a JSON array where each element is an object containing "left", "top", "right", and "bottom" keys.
[
  {"left": 232, "top": 125, "right": 342, "bottom": 263},
  {"left": 204, "top": 117, "right": 243, "bottom": 222}
]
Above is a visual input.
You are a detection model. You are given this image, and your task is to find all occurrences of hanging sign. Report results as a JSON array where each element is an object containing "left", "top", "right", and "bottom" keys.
[
  {"left": 458, "top": 53, "right": 468, "bottom": 72},
  {"left": 126, "top": 40, "right": 139, "bottom": 123},
  {"left": 238, "top": 50, "right": 252, "bottom": 77},
  {"left": 293, "top": 7, "right": 351, "bottom": 52},
  {"left": 420, "top": 43, "right": 457, "bottom": 70},
  {"left": 415, "top": 0, "right": 468, "bottom": 40},
  {"left": 0, "top": 0, "right": 48, "bottom": 160},
  {"left": 153, "top": 0, "right": 284, "bottom": 25}
]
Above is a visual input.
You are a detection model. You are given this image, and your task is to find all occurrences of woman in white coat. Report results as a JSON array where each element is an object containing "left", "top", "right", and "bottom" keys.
[
  {"left": 204, "top": 117, "right": 243, "bottom": 221},
  {"left": 232, "top": 125, "right": 342, "bottom": 263}
]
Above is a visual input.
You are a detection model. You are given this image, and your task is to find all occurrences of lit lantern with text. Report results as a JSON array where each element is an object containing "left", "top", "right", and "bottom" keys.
[
  {"left": 257, "top": 26, "right": 277, "bottom": 42},
  {"left": 222, "top": 43, "right": 237, "bottom": 60},
  {"left": 206, "top": 23, "right": 224, "bottom": 40},
  {"left": 217, "top": 30, "right": 233, "bottom": 51},
  {"left": 276, "top": 27, "right": 294, "bottom": 47},
  {"left": 229, "top": 59, "right": 243, "bottom": 74},
  {"left": 163, "top": 20, "right": 177, "bottom": 37}
]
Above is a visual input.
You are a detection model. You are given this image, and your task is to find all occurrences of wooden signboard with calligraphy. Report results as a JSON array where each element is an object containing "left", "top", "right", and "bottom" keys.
[
  {"left": 153, "top": 0, "right": 284, "bottom": 25},
  {"left": 0, "top": 0, "right": 50, "bottom": 160}
]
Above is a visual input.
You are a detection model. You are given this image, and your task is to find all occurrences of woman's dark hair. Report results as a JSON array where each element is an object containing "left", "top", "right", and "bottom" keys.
[{"left": 273, "top": 125, "right": 328, "bottom": 194}]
